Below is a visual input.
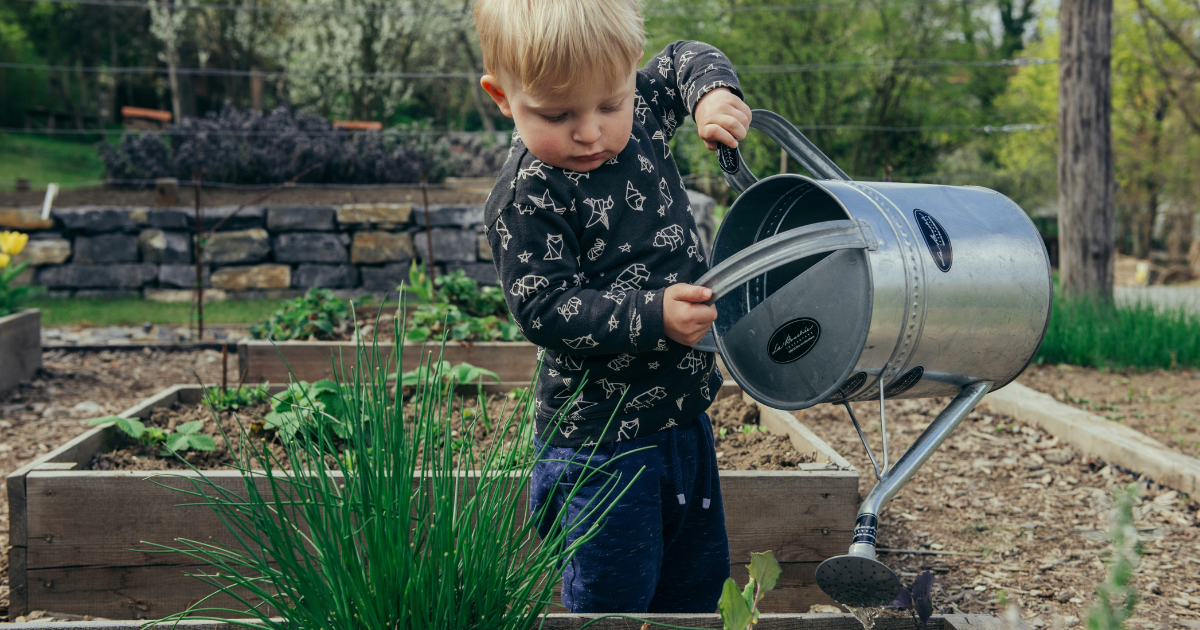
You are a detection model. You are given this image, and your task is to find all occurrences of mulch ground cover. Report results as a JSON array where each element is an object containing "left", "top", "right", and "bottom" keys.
[{"left": 798, "top": 394, "right": 1200, "bottom": 629}]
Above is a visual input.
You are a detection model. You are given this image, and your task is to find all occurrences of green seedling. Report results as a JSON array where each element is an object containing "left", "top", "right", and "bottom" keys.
[
  {"left": 249, "top": 288, "right": 356, "bottom": 341},
  {"left": 262, "top": 379, "right": 348, "bottom": 444},
  {"left": 1062, "top": 387, "right": 1092, "bottom": 404},
  {"left": 739, "top": 424, "right": 768, "bottom": 434},
  {"left": 1087, "top": 484, "right": 1142, "bottom": 630},
  {"left": 88, "top": 416, "right": 216, "bottom": 455},
  {"left": 204, "top": 383, "right": 271, "bottom": 412},
  {"left": 718, "top": 550, "right": 782, "bottom": 630}
]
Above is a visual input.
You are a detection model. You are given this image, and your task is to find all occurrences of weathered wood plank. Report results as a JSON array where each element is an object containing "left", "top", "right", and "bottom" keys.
[
  {"left": 25, "top": 564, "right": 276, "bottom": 621},
  {"left": 26, "top": 469, "right": 855, "bottom": 568},
  {"left": 0, "top": 308, "right": 41, "bottom": 394},
  {"left": 237, "top": 340, "right": 540, "bottom": 384}
]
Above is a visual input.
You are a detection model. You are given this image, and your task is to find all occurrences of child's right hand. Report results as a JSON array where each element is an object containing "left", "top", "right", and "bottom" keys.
[{"left": 663, "top": 283, "right": 718, "bottom": 346}]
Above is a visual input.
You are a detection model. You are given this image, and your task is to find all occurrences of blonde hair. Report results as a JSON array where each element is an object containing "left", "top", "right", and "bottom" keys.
[{"left": 475, "top": 0, "right": 645, "bottom": 98}]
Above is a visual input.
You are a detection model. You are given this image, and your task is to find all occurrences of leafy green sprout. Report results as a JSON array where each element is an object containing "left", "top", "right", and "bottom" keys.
[
  {"left": 718, "top": 551, "right": 783, "bottom": 630},
  {"left": 203, "top": 383, "right": 271, "bottom": 412},
  {"left": 87, "top": 416, "right": 216, "bottom": 455},
  {"left": 1087, "top": 484, "right": 1143, "bottom": 630}
]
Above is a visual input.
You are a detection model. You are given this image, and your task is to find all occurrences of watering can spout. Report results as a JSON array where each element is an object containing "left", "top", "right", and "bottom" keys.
[{"left": 815, "top": 380, "right": 993, "bottom": 608}]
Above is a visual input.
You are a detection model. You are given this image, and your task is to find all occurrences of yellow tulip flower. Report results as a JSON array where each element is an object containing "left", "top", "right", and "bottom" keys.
[
  {"left": 0, "top": 231, "right": 29, "bottom": 257},
  {"left": 0, "top": 252, "right": 9, "bottom": 268}
]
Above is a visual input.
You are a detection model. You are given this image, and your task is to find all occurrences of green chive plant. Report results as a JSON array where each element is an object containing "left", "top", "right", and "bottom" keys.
[
  {"left": 1036, "top": 291, "right": 1200, "bottom": 370},
  {"left": 140, "top": 303, "right": 640, "bottom": 630}
]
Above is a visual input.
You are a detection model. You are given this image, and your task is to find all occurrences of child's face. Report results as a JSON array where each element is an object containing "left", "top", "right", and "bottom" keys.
[{"left": 482, "top": 67, "right": 637, "bottom": 172}]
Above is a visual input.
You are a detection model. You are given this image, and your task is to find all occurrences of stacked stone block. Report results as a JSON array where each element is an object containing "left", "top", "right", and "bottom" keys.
[{"left": 0, "top": 191, "right": 716, "bottom": 299}]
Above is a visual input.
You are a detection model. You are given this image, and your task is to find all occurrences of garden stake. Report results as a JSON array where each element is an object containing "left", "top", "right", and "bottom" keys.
[
  {"left": 193, "top": 168, "right": 204, "bottom": 341},
  {"left": 221, "top": 343, "right": 228, "bottom": 392},
  {"left": 421, "top": 171, "right": 435, "bottom": 281}
]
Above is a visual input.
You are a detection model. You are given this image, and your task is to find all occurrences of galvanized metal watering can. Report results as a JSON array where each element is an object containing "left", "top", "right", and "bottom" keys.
[{"left": 694, "top": 110, "right": 1052, "bottom": 607}]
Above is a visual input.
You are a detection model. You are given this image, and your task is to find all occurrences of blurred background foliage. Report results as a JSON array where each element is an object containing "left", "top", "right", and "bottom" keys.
[{"left": 0, "top": 0, "right": 1198, "bottom": 254}]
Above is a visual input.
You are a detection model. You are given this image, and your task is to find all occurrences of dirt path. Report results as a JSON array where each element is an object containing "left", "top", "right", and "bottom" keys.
[
  {"left": 0, "top": 349, "right": 225, "bottom": 621},
  {"left": 1019, "top": 364, "right": 1200, "bottom": 459},
  {"left": 797, "top": 394, "right": 1200, "bottom": 629}
]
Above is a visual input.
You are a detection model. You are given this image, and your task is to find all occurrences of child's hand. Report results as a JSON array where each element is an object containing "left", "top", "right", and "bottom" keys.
[
  {"left": 693, "top": 88, "right": 752, "bottom": 151},
  {"left": 663, "top": 283, "right": 717, "bottom": 346}
]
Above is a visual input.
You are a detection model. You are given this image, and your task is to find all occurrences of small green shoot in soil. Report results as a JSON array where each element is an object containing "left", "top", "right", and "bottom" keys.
[
  {"left": 204, "top": 383, "right": 271, "bottom": 412},
  {"left": 1062, "top": 387, "right": 1092, "bottom": 404},
  {"left": 718, "top": 551, "right": 782, "bottom": 630},
  {"left": 87, "top": 416, "right": 216, "bottom": 455},
  {"left": 262, "top": 379, "right": 349, "bottom": 445}
]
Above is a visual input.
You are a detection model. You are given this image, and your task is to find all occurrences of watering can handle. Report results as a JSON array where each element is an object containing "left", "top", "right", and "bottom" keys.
[
  {"left": 717, "top": 110, "right": 851, "bottom": 193},
  {"left": 695, "top": 218, "right": 877, "bottom": 305}
]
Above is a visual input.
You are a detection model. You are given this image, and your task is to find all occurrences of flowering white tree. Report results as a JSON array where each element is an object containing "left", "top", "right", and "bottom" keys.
[
  {"left": 148, "top": 0, "right": 189, "bottom": 121},
  {"left": 285, "top": 0, "right": 465, "bottom": 121}
]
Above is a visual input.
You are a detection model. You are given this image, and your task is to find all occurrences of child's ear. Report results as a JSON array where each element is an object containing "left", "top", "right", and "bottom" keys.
[{"left": 481, "top": 75, "right": 514, "bottom": 118}]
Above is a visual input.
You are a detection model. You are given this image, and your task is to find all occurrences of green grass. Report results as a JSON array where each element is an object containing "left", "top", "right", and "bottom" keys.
[
  {"left": 1035, "top": 292, "right": 1200, "bottom": 371},
  {"left": 0, "top": 133, "right": 107, "bottom": 188},
  {"left": 29, "top": 297, "right": 288, "bottom": 327}
]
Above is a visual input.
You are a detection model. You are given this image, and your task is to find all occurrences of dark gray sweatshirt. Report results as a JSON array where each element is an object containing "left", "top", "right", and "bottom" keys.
[{"left": 484, "top": 40, "right": 742, "bottom": 448}]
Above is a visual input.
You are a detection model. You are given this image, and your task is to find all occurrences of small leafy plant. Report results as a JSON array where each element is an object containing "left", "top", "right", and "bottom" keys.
[
  {"left": 262, "top": 379, "right": 349, "bottom": 444},
  {"left": 403, "top": 263, "right": 524, "bottom": 342},
  {"left": 88, "top": 415, "right": 217, "bottom": 456},
  {"left": 892, "top": 570, "right": 936, "bottom": 630},
  {"left": 397, "top": 360, "right": 501, "bottom": 388},
  {"left": 249, "top": 289, "right": 355, "bottom": 341},
  {"left": 718, "top": 550, "right": 782, "bottom": 630},
  {"left": 1087, "top": 484, "right": 1142, "bottom": 630},
  {"left": 0, "top": 231, "right": 45, "bottom": 318},
  {"left": 203, "top": 384, "right": 271, "bottom": 412}
]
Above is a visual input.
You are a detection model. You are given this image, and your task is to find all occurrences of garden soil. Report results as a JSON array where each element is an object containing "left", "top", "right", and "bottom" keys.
[
  {"left": 80, "top": 390, "right": 812, "bottom": 473},
  {"left": 1017, "top": 364, "right": 1200, "bottom": 459},
  {"left": 3, "top": 351, "right": 1200, "bottom": 625}
]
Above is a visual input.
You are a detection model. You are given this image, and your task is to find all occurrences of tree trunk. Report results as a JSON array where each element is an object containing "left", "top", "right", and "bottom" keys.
[
  {"left": 250, "top": 65, "right": 264, "bottom": 112},
  {"left": 1057, "top": 0, "right": 1115, "bottom": 299}
]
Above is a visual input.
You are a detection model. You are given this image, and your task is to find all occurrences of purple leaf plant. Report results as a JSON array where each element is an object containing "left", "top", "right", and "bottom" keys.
[{"left": 891, "top": 570, "right": 935, "bottom": 630}]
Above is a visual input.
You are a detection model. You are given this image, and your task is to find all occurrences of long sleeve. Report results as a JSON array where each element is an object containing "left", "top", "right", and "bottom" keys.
[
  {"left": 485, "top": 164, "right": 666, "bottom": 356},
  {"left": 637, "top": 41, "right": 744, "bottom": 143}
]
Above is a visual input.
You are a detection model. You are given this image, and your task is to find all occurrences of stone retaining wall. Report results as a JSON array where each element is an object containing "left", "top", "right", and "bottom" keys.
[{"left": 0, "top": 191, "right": 717, "bottom": 300}]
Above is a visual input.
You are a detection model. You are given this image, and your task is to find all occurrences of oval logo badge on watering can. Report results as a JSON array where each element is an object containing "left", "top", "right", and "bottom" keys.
[
  {"left": 824, "top": 371, "right": 868, "bottom": 403},
  {"left": 883, "top": 366, "right": 924, "bottom": 397},
  {"left": 913, "top": 209, "right": 952, "bottom": 272},
  {"left": 767, "top": 318, "right": 821, "bottom": 363}
]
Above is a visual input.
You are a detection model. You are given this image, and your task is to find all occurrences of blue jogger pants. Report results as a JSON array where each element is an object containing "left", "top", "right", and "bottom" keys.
[{"left": 529, "top": 414, "right": 730, "bottom": 613}]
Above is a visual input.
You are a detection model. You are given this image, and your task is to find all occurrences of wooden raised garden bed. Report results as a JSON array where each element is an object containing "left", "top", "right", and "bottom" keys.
[
  {"left": 237, "top": 339, "right": 540, "bottom": 388},
  {"left": 0, "top": 309, "right": 41, "bottom": 394},
  {"left": 6, "top": 385, "right": 858, "bottom": 620}
]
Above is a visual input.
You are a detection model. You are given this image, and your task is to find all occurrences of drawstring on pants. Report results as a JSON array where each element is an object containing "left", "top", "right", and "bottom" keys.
[
  {"left": 668, "top": 418, "right": 714, "bottom": 509},
  {"left": 669, "top": 426, "right": 686, "bottom": 505},
  {"left": 699, "top": 414, "right": 713, "bottom": 509}
]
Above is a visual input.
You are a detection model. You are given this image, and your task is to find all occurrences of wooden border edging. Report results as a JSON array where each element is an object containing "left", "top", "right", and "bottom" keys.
[
  {"left": 0, "top": 309, "right": 41, "bottom": 394},
  {"left": 983, "top": 382, "right": 1200, "bottom": 496},
  {"left": 7, "top": 384, "right": 857, "bottom": 618},
  {"left": 0, "top": 614, "right": 1002, "bottom": 629}
]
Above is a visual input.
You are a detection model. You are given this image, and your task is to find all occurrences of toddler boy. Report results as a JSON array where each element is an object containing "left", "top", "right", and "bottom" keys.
[{"left": 475, "top": 0, "right": 751, "bottom": 614}]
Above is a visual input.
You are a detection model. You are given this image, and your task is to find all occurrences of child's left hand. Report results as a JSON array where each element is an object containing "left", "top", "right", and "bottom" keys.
[{"left": 693, "top": 88, "right": 752, "bottom": 151}]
